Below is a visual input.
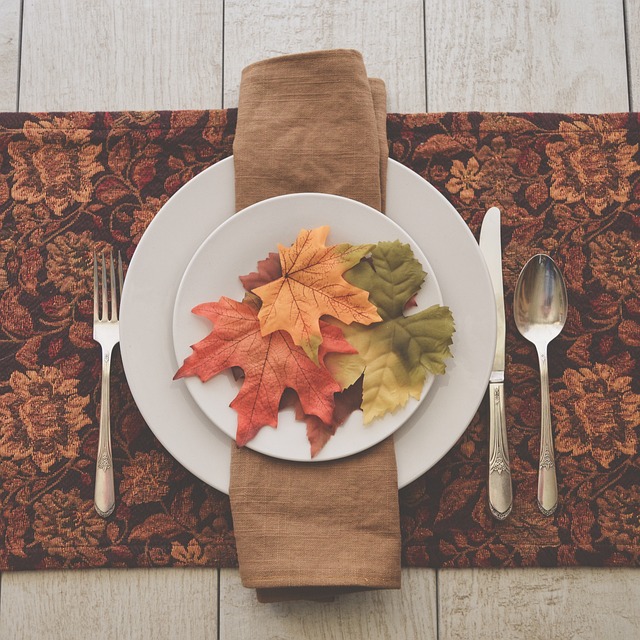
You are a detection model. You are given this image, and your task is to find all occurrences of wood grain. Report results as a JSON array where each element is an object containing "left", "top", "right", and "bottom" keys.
[
  {"left": 19, "top": 0, "right": 223, "bottom": 111},
  {"left": 2, "top": 4, "right": 639, "bottom": 640},
  {"left": 0, "top": 568, "right": 218, "bottom": 640},
  {"left": 0, "top": 0, "right": 20, "bottom": 110},
  {"left": 219, "top": 568, "right": 437, "bottom": 640},
  {"left": 223, "top": 0, "right": 425, "bottom": 112},
  {"left": 627, "top": 0, "right": 640, "bottom": 109},
  {"left": 439, "top": 568, "right": 640, "bottom": 640},
  {"left": 424, "top": 0, "right": 629, "bottom": 112}
]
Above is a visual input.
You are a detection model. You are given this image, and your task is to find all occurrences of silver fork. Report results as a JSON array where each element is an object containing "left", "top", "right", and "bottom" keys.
[{"left": 93, "top": 249, "right": 123, "bottom": 518}]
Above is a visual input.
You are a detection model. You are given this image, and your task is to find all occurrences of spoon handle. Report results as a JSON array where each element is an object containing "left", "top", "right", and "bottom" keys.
[{"left": 537, "top": 347, "right": 558, "bottom": 515}]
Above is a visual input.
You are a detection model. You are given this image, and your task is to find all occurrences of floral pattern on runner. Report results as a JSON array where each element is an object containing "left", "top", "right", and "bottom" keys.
[{"left": 0, "top": 110, "right": 638, "bottom": 569}]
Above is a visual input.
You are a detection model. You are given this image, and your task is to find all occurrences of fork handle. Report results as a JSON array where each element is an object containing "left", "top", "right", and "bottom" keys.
[{"left": 95, "top": 347, "right": 115, "bottom": 518}]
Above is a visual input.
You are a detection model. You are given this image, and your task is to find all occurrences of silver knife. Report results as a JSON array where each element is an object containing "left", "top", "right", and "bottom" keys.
[{"left": 479, "top": 207, "right": 513, "bottom": 520}]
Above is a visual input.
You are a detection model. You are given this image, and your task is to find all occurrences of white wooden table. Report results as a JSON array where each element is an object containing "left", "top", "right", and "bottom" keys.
[{"left": 1, "top": 2, "right": 639, "bottom": 638}]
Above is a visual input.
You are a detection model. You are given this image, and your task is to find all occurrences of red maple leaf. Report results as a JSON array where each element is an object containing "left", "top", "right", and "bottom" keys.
[
  {"left": 239, "top": 252, "right": 282, "bottom": 291},
  {"left": 279, "top": 377, "right": 363, "bottom": 457},
  {"left": 174, "top": 297, "right": 357, "bottom": 447}
]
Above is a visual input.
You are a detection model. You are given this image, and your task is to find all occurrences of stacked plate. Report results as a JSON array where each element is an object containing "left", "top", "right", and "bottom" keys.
[{"left": 119, "top": 158, "right": 496, "bottom": 493}]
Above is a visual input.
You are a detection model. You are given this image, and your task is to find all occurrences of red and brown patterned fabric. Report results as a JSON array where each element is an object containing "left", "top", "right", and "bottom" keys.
[{"left": 0, "top": 110, "right": 638, "bottom": 570}]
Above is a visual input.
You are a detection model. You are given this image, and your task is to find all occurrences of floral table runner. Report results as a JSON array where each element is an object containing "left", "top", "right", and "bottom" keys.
[{"left": 0, "top": 110, "right": 638, "bottom": 570}]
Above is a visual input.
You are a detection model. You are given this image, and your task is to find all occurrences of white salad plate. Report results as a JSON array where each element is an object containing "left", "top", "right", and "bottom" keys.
[
  {"left": 120, "top": 157, "right": 496, "bottom": 493},
  {"left": 172, "top": 192, "right": 442, "bottom": 462}
]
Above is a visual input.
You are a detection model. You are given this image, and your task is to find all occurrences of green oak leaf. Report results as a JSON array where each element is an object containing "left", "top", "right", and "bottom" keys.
[
  {"left": 328, "top": 240, "right": 455, "bottom": 424},
  {"left": 344, "top": 240, "right": 426, "bottom": 321}
]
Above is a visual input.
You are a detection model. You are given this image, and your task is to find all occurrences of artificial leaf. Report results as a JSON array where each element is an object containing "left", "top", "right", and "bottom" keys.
[
  {"left": 303, "top": 378, "right": 364, "bottom": 457},
  {"left": 326, "top": 347, "right": 365, "bottom": 391},
  {"left": 252, "top": 226, "right": 381, "bottom": 363},
  {"left": 239, "top": 252, "right": 282, "bottom": 292},
  {"left": 337, "top": 306, "right": 455, "bottom": 423},
  {"left": 174, "top": 297, "right": 357, "bottom": 447},
  {"left": 344, "top": 240, "right": 426, "bottom": 321},
  {"left": 280, "top": 378, "right": 364, "bottom": 457},
  {"left": 241, "top": 291, "right": 262, "bottom": 310},
  {"left": 404, "top": 293, "right": 418, "bottom": 311},
  {"left": 329, "top": 241, "right": 455, "bottom": 423}
]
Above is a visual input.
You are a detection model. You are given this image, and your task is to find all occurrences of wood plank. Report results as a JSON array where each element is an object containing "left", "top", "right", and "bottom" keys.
[
  {"left": 19, "top": 0, "right": 223, "bottom": 111},
  {"left": 219, "top": 568, "right": 437, "bottom": 640},
  {"left": 439, "top": 568, "right": 640, "bottom": 640},
  {"left": 427, "top": 2, "right": 634, "bottom": 638},
  {"left": 0, "top": 568, "right": 218, "bottom": 640},
  {"left": 424, "top": 0, "right": 629, "bottom": 112},
  {"left": 223, "top": 0, "right": 425, "bottom": 112},
  {"left": 627, "top": 0, "right": 640, "bottom": 109},
  {"left": 0, "top": 0, "right": 20, "bottom": 110}
]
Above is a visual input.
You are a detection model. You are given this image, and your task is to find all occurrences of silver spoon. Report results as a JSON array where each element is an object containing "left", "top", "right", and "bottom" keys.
[{"left": 513, "top": 254, "right": 568, "bottom": 516}]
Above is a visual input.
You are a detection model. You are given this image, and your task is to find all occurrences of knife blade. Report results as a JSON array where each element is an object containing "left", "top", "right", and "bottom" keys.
[{"left": 479, "top": 207, "right": 513, "bottom": 519}]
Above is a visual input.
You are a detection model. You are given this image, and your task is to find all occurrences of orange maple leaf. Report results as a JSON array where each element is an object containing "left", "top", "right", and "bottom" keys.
[
  {"left": 174, "top": 297, "right": 357, "bottom": 447},
  {"left": 252, "top": 226, "right": 381, "bottom": 362}
]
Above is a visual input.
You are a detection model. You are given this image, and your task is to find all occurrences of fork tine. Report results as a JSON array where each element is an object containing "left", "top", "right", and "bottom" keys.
[
  {"left": 101, "top": 251, "right": 108, "bottom": 320},
  {"left": 93, "top": 250, "right": 99, "bottom": 321},
  {"left": 109, "top": 251, "right": 118, "bottom": 321}
]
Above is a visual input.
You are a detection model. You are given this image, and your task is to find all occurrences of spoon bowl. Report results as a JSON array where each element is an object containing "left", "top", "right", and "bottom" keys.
[{"left": 514, "top": 254, "right": 568, "bottom": 515}]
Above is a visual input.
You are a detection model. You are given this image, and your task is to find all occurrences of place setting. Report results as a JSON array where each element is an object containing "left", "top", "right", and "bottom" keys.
[{"left": 1, "top": 47, "right": 637, "bottom": 597}]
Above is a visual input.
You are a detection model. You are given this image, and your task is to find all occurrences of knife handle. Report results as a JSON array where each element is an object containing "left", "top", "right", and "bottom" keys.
[{"left": 488, "top": 382, "right": 513, "bottom": 519}]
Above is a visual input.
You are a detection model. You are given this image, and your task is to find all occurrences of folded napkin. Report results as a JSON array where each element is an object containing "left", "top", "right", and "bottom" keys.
[{"left": 229, "top": 50, "right": 401, "bottom": 602}]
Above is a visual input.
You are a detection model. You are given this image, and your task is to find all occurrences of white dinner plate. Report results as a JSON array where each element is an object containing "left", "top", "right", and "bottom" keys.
[
  {"left": 172, "top": 193, "right": 443, "bottom": 462},
  {"left": 120, "top": 157, "right": 496, "bottom": 493}
]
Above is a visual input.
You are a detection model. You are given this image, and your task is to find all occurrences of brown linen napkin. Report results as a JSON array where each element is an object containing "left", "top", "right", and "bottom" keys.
[{"left": 229, "top": 49, "right": 401, "bottom": 602}]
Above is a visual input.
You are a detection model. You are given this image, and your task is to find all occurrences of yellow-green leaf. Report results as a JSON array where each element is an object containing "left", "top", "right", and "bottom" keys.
[{"left": 329, "top": 241, "right": 455, "bottom": 423}]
